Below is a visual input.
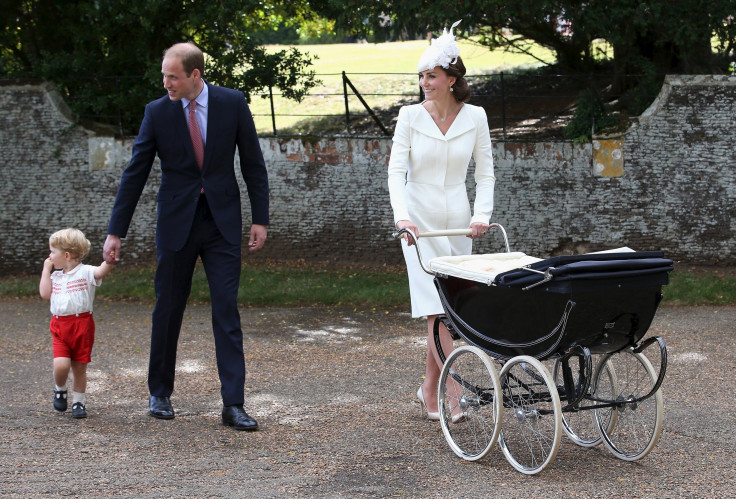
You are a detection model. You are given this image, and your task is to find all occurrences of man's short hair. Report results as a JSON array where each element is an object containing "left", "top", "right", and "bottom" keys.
[{"left": 164, "top": 42, "right": 205, "bottom": 77}]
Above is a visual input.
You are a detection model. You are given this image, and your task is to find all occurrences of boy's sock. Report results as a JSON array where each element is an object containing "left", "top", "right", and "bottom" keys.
[
  {"left": 55, "top": 385, "right": 66, "bottom": 392},
  {"left": 72, "top": 392, "right": 86, "bottom": 405}
]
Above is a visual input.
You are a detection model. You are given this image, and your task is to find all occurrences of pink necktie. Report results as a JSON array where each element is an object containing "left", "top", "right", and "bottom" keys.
[{"left": 189, "top": 100, "right": 204, "bottom": 169}]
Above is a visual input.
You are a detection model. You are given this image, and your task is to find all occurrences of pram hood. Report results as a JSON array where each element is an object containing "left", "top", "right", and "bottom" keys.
[{"left": 430, "top": 248, "right": 673, "bottom": 287}]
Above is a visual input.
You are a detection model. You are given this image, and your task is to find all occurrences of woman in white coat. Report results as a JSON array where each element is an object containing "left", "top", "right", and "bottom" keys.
[{"left": 388, "top": 22, "right": 495, "bottom": 421}]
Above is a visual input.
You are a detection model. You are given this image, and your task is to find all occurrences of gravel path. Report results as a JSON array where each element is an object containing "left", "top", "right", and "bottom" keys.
[{"left": 1, "top": 299, "right": 734, "bottom": 497}]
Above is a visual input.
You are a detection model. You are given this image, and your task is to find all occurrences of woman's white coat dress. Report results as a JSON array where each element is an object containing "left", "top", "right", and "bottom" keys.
[{"left": 388, "top": 102, "right": 495, "bottom": 317}]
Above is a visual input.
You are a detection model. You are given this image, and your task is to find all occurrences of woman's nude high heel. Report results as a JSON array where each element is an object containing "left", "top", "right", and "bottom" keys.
[
  {"left": 451, "top": 411, "right": 467, "bottom": 424},
  {"left": 417, "top": 387, "right": 440, "bottom": 421}
]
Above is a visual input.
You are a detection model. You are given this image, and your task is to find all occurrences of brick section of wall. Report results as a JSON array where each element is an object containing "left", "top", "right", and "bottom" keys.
[
  {"left": 1, "top": 75, "right": 735, "bottom": 275},
  {"left": 260, "top": 137, "right": 401, "bottom": 264}
]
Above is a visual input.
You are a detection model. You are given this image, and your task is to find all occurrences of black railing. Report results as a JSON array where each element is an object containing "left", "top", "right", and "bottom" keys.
[
  {"left": 3, "top": 72, "right": 640, "bottom": 140},
  {"left": 249, "top": 71, "right": 630, "bottom": 140}
]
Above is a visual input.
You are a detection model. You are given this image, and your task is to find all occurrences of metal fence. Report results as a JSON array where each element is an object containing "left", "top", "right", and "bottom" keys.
[
  {"left": 247, "top": 71, "right": 624, "bottom": 140},
  {"left": 5, "top": 71, "right": 631, "bottom": 140}
]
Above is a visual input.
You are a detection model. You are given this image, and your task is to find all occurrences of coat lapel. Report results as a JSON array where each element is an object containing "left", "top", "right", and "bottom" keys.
[
  {"left": 410, "top": 105, "right": 446, "bottom": 140},
  {"left": 201, "top": 83, "right": 216, "bottom": 171},
  {"left": 165, "top": 97, "right": 201, "bottom": 173},
  {"left": 169, "top": 98, "right": 191, "bottom": 150},
  {"left": 444, "top": 105, "right": 474, "bottom": 140},
  {"left": 409, "top": 104, "right": 474, "bottom": 141}
]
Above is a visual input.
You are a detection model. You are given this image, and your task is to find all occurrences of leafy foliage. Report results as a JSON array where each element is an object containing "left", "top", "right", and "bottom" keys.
[
  {"left": 564, "top": 89, "right": 620, "bottom": 142},
  {"left": 311, "top": 0, "right": 736, "bottom": 138},
  {"left": 313, "top": 0, "right": 735, "bottom": 75},
  {"left": 0, "top": 0, "right": 320, "bottom": 134}
]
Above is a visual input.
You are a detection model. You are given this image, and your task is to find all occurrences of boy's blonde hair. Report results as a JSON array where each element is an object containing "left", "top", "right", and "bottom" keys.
[{"left": 49, "top": 228, "right": 91, "bottom": 261}]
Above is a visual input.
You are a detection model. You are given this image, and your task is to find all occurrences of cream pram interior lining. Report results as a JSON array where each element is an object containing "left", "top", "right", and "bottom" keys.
[
  {"left": 429, "top": 247, "right": 636, "bottom": 285},
  {"left": 429, "top": 253, "right": 543, "bottom": 285}
]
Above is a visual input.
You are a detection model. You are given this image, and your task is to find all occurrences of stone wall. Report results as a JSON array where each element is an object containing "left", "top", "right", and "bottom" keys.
[
  {"left": 0, "top": 83, "right": 131, "bottom": 274},
  {"left": 1, "top": 75, "right": 735, "bottom": 275}
]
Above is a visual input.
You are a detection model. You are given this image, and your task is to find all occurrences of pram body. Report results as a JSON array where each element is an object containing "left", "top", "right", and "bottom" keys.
[{"left": 431, "top": 250, "right": 672, "bottom": 360}]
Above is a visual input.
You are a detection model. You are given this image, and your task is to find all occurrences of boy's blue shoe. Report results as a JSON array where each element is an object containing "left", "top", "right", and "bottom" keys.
[
  {"left": 53, "top": 389, "right": 68, "bottom": 412},
  {"left": 71, "top": 402, "right": 87, "bottom": 419}
]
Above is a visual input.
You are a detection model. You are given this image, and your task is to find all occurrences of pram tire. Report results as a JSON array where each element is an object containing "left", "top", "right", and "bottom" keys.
[
  {"left": 438, "top": 345, "right": 502, "bottom": 462},
  {"left": 499, "top": 355, "right": 562, "bottom": 474},
  {"left": 594, "top": 348, "right": 664, "bottom": 461}
]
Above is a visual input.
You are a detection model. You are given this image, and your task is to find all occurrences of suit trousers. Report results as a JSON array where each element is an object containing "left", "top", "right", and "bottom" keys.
[{"left": 148, "top": 195, "right": 245, "bottom": 406}]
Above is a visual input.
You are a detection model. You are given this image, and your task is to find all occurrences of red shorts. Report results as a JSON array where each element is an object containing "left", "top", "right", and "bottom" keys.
[{"left": 50, "top": 312, "right": 95, "bottom": 363}]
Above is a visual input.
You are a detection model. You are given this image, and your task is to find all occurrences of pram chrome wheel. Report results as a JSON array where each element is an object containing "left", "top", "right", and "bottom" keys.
[
  {"left": 499, "top": 356, "right": 562, "bottom": 474},
  {"left": 594, "top": 348, "right": 663, "bottom": 461},
  {"left": 438, "top": 346, "right": 502, "bottom": 462},
  {"left": 553, "top": 355, "right": 616, "bottom": 447}
]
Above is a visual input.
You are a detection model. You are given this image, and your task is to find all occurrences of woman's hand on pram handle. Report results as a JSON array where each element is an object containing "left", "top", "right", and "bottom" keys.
[
  {"left": 470, "top": 222, "right": 491, "bottom": 239},
  {"left": 394, "top": 220, "right": 419, "bottom": 246}
]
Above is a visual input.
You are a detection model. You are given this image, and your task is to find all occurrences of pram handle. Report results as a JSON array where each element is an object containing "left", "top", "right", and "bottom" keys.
[
  {"left": 419, "top": 229, "right": 472, "bottom": 237},
  {"left": 392, "top": 223, "right": 511, "bottom": 276},
  {"left": 419, "top": 224, "right": 510, "bottom": 252}
]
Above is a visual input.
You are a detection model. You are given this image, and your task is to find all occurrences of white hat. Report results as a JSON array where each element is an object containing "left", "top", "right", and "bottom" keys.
[{"left": 417, "top": 20, "right": 462, "bottom": 73}]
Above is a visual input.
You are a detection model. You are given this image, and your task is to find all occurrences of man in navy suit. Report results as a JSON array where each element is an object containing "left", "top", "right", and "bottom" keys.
[{"left": 103, "top": 42, "right": 268, "bottom": 431}]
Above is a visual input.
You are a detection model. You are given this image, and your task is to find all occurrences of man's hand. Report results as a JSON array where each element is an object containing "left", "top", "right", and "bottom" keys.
[
  {"left": 103, "top": 234, "right": 122, "bottom": 263},
  {"left": 248, "top": 224, "right": 267, "bottom": 252}
]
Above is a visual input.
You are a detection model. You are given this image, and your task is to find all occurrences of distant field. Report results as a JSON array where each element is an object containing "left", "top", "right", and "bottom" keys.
[{"left": 251, "top": 39, "right": 555, "bottom": 134}]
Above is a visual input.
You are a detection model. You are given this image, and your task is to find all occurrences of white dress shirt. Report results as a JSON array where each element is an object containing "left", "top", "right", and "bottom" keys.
[{"left": 182, "top": 82, "right": 209, "bottom": 146}]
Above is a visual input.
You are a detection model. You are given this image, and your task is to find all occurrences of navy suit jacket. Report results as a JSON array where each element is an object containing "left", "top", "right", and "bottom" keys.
[{"left": 108, "top": 83, "right": 269, "bottom": 252}]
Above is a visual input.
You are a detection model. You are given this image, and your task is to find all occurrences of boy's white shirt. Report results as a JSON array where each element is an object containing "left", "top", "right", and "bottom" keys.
[{"left": 49, "top": 263, "right": 102, "bottom": 316}]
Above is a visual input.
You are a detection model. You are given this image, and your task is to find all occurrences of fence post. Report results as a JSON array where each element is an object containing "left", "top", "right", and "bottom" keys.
[
  {"left": 500, "top": 72, "right": 506, "bottom": 140},
  {"left": 116, "top": 76, "right": 124, "bottom": 136},
  {"left": 268, "top": 85, "right": 277, "bottom": 135},
  {"left": 342, "top": 71, "right": 351, "bottom": 134},
  {"left": 342, "top": 73, "right": 391, "bottom": 136},
  {"left": 589, "top": 73, "right": 595, "bottom": 137}
]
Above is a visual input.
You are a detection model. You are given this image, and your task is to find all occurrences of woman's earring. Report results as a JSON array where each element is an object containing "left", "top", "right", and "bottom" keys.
[{"left": 450, "top": 86, "right": 454, "bottom": 92}]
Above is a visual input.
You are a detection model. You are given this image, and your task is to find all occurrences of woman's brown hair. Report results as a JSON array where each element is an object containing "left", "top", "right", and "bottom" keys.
[{"left": 445, "top": 56, "right": 471, "bottom": 103}]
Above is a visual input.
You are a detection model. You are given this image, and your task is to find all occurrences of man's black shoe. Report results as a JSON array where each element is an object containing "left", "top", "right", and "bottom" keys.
[
  {"left": 222, "top": 405, "right": 258, "bottom": 431},
  {"left": 149, "top": 396, "right": 175, "bottom": 419}
]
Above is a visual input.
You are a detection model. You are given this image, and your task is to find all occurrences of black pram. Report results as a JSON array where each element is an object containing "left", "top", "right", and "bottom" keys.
[{"left": 395, "top": 224, "right": 672, "bottom": 474}]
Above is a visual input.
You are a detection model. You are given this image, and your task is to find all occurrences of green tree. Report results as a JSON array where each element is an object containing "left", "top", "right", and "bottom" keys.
[
  {"left": 311, "top": 0, "right": 735, "bottom": 139},
  {"left": 0, "top": 0, "right": 320, "bottom": 134},
  {"left": 311, "top": 0, "right": 735, "bottom": 77}
]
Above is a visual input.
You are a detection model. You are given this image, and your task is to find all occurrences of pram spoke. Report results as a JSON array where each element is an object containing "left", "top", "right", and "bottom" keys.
[
  {"left": 499, "top": 356, "right": 562, "bottom": 474},
  {"left": 438, "top": 346, "right": 502, "bottom": 462},
  {"left": 554, "top": 354, "right": 615, "bottom": 447},
  {"left": 594, "top": 348, "right": 663, "bottom": 461}
]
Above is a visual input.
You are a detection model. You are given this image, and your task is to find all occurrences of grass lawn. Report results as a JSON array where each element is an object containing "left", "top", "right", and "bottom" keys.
[
  {"left": 251, "top": 39, "right": 555, "bottom": 134},
  {"left": 2, "top": 261, "right": 734, "bottom": 307}
]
